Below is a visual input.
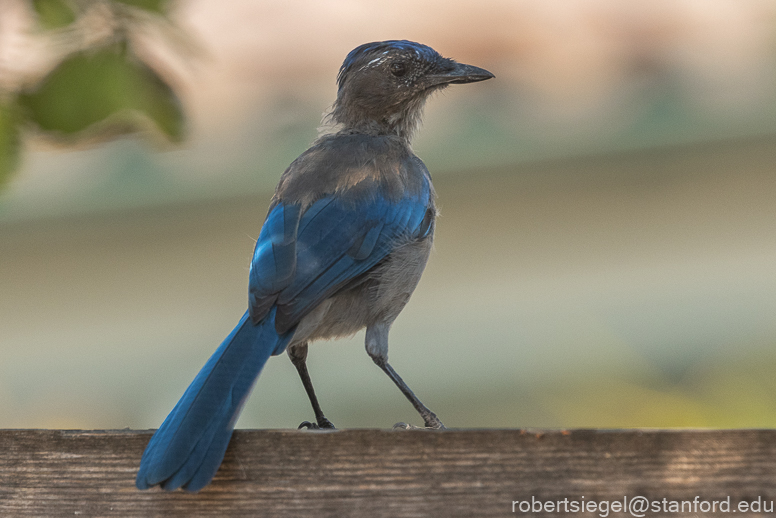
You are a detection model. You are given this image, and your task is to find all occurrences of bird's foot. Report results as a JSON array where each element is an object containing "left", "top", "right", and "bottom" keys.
[
  {"left": 298, "top": 417, "right": 336, "bottom": 430},
  {"left": 392, "top": 421, "right": 447, "bottom": 431}
]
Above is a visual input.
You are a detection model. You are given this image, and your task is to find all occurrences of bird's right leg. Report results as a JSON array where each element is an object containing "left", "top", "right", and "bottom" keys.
[
  {"left": 288, "top": 342, "right": 336, "bottom": 430},
  {"left": 365, "top": 323, "right": 446, "bottom": 430}
]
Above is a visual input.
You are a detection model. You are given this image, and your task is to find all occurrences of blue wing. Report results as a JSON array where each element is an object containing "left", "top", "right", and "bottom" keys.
[
  {"left": 249, "top": 180, "right": 432, "bottom": 335},
  {"left": 248, "top": 203, "right": 301, "bottom": 322}
]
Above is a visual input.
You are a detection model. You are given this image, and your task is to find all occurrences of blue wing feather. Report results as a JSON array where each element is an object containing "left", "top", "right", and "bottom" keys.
[
  {"left": 267, "top": 182, "right": 431, "bottom": 331},
  {"left": 249, "top": 204, "right": 301, "bottom": 322}
]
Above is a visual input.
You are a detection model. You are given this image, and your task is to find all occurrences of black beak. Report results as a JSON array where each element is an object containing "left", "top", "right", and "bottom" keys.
[{"left": 427, "top": 62, "right": 495, "bottom": 86}]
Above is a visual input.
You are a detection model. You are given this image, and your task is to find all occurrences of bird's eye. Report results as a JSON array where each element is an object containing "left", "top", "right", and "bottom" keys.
[{"left": 390, "top": 61, "right": 407, "bottom": 77}]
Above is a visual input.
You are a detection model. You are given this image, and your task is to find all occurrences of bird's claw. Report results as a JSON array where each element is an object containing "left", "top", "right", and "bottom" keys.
[
  {"left": 298, "top": 418, "right": 336, "bottom": 430},
  {"left": 392, "top": 421, "right": 447, "bottom": 431}
]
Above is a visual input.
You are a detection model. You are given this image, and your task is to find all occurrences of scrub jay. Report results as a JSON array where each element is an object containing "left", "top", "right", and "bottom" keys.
[{"left": 136, "top": 40, "right": 493, "bottom": 492}]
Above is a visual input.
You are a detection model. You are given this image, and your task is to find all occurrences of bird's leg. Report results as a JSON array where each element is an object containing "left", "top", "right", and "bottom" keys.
[
  {"left": 366, "top": 323, "right": 445, "bottom": 430},
  {"left": 288, "top": 342, "right": 336, "bottom": 430},
  {"left": 371, "top": 356, "right": 445, "bottom": 429}
]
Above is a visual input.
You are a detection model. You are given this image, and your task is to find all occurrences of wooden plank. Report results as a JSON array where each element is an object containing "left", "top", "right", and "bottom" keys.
[{"left": 1, "top": 429, "right": 775, "bottom": 517}]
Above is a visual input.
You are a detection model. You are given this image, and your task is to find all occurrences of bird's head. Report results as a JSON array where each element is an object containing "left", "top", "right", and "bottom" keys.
[{"left": 328, "top": 40, "right": 494, "bottom": 141}]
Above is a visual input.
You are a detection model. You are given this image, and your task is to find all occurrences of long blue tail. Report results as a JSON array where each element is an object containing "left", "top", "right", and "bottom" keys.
[{"left": 136, "top": 307, "right": 292, "bottom": 492}]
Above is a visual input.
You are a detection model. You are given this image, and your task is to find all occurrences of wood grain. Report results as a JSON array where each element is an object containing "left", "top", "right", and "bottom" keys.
[{"left": 1, "top": 429, "right": 775, "bottom": 517}]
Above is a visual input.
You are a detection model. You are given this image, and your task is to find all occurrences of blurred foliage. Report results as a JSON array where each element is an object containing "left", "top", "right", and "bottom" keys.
[
  {"left": 114, "top": 0, "right": 167, "bottom": 13},
  {"left": 0, "top": 101, "right": 22, "bottom": 187},
  {"left": 0, "top": 0, "right": 185, "bottom": 188},
  {"left": 19, "top": 43, "right": 184, "bottom": 140},
  {"left": 31, "top": 0, "right": 76, "bottom": 29}
]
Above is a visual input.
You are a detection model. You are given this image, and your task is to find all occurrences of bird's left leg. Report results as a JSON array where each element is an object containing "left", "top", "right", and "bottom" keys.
[
  {"left": 288, "top": 342, "right": 336, "bottom": 430},
  {"left": 365, "top": 323, "right": 446, "bottom": 430}
]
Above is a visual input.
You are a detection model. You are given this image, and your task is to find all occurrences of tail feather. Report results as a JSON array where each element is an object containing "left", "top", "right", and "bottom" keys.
[{"left": 136, "top": 307, "right": 292, "bottom": 492}]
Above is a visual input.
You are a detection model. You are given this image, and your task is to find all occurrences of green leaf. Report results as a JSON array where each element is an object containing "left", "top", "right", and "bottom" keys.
[
  {"left": 19, "top": 44, "right": 184, "bottom": 141},
  {"left": 138, "top": 69, "right": 185, "bottom": 140},
  {"left": 32, "top": 0, "right": 76, "bottom": 30},
  {"left": 113, "top": 0, "right": 167, "bottom": 14},
  {"left": 0, "top": 101, "right": 21, "bottom": 188}
]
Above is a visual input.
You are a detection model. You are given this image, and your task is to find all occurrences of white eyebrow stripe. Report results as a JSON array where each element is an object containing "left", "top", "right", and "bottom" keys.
[
  {"left": 360, "top": 55, "right": 389, "bottom": 72},
  {"left": 357, "top": 49, "right": 401, "bottom": 72}
]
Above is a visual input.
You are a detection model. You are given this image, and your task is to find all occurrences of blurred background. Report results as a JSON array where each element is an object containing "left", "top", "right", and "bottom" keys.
[{"left": 2, "top": 0, "right": 776, "bottom": 430}]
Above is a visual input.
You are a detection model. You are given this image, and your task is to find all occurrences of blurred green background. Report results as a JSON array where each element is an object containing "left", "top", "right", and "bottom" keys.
[{"left": 2, "top": 0, "right": 776, "bottom": 430}]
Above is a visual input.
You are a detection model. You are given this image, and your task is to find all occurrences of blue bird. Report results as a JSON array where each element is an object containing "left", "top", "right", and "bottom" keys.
[{"left": 136, "top": 40, "right": 494, "bottom": 492}]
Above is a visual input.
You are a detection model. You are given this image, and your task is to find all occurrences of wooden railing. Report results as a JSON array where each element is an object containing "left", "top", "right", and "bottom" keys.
[{"left": 1, "top": 429, "right": 775, "bottom": 517}]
